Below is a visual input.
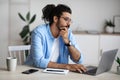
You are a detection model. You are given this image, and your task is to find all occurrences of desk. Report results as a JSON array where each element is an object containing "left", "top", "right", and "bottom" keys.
[{"left": 0, "top": 65, "right": 120, "bottom": 80}]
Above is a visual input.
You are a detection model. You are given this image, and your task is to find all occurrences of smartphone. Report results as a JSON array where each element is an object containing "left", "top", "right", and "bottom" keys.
[{"left": 22, "top": 69, "right": 38, "bottom": 74}]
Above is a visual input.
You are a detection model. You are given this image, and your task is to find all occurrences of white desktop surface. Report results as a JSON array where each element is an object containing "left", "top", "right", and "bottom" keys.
[{"left": 0, "top": 65, "right": 120, "bottom": 80}]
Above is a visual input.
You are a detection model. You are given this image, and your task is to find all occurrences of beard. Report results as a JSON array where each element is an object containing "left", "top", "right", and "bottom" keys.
[{"left": 57, "top": 23, "right": 70, "bottom": 31}]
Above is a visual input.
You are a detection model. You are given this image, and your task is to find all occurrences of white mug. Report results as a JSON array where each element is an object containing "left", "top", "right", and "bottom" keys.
[{"left": 6, "top": 57, "right": 17, "bottom": 71}]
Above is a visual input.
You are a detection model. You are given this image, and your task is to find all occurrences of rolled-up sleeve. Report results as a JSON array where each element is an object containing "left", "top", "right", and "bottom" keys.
[{"left": 76, "top": 52, "right": 83, "bottom": 64}]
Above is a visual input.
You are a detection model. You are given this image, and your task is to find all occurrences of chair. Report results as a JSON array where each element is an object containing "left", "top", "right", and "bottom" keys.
[{"left": 8, "top": 45, "right": 30, "bottom": 65}]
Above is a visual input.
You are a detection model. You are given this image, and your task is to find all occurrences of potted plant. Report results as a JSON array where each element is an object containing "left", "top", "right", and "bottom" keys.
[
  {"left": 18, "top": 11, "right": 36, "bottom": 45},
  {"left": 104, "top": 20, "right": 115, "bottom": 33},
  {"left": 116, "top": 57, "right": 120, "bottom": 74}
]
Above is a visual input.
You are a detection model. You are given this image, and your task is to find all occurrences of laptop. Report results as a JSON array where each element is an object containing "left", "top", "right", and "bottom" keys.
[{"left": 83, "top": 49, "right": 118, "bottom": 76}]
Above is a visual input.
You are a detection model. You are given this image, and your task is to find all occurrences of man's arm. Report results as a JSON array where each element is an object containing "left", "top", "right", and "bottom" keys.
[
  {"left": 58, "top": 27, "right": 86, "bottom": 72},
  {"left": 60, "top": 27, "right": 81, "bottom": 62},
  {"left": 47, "top": 61, "right": 86, "bottom": 73},
  {"left": 67, "top": 44, "right": 81, "bottom": 62}
]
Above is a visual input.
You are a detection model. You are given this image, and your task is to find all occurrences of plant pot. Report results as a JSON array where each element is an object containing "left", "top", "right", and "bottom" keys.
[
  {"left": 105, "top": 26, "right": 114, "bottom": 33},
  {"left": 117, "top": 66, "right": 120, "bottom": 75}
]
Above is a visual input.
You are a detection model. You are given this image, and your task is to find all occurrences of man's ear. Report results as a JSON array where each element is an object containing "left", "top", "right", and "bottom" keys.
[{"left": 53, "top": 16, "right": 58, "bottom": 23}]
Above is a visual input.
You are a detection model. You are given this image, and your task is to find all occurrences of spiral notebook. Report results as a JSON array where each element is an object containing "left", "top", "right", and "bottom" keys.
[{"left": 43, "top": 68, "right": 69, "bottom": 75}]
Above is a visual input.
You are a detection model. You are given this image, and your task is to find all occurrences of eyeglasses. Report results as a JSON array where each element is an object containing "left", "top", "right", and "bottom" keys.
[{"left": 60, "top": 17, "right": 72, "bottom": 23}]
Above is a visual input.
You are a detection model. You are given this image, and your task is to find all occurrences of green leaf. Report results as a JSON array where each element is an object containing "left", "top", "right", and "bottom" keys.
[
  {"left": 23, "top": 36, "right": 29, "bottom": 42},
  {"left": 116, "top": 57, "right": 120, "bottom": 65},
  {"left": 19, "top": 25, "right": 30, "bottom": 38},
  {"left": 30, "top": 31, "right": 32, "bottom": 36},
  {"left": 25, "top": 50, "right": 29, "bottom": 57},
  {"left": 26, "top": 12, "right": 30, "bottom": 21},
  {"left": 23, "top": 35, "right": 31, "bottom": 45},
  {"left": 29, "top": 14, "right": 36, "bottom": 24},
  {"left": 18, "top": 12, "right": 36, "bottom": 45},
  {"left": 18, "top": 13, "right": 26, "bottom": 21}
]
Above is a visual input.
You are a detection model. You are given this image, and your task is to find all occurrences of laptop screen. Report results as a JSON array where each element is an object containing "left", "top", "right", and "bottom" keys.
[{"left": 96, "top": 49, "right": 118, "bottom": 75}]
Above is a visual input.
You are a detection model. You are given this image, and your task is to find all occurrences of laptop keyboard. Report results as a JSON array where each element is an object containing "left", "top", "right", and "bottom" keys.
[{"left": 83, "top": 66, "right": 97, "bottom": 75}]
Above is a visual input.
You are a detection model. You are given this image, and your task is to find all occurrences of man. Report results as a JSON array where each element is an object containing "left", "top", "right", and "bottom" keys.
[{"left": 25, "top": 4, "right": 86, "bottom": 73}]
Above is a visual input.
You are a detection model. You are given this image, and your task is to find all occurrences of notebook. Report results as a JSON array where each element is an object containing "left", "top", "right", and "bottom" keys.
[
  {"left": 43, "top": 68, "right": 69, "bottom": 75},
  {"left": 83, "top": 49, "right": 118, "bottom": 76}
]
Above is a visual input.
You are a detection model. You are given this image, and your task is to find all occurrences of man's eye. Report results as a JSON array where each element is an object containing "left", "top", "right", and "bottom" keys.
[{"left": 65, "top": 18, "right": 71, "bottom": 21}]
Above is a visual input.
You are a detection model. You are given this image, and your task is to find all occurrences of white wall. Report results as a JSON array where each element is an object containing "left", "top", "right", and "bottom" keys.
[
  {"left": 9, "top": 0, "right": 29, "bottom": 45},
  {"left": 0, "top": 0, "right": 9, "bottom": 68},
  {"left": 9, "top": 0, "right": 120, "bottom": 45},
  {"left": 30, "top": 0, "right": 120, "bottom": 32}
]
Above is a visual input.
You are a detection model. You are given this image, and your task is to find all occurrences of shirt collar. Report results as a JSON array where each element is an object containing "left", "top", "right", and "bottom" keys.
[{"left": 46, "top": 24, "right": 54, "bottom": 40}]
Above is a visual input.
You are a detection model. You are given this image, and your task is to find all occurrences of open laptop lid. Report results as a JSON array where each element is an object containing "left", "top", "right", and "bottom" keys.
[{"left": 95, "top": 49, "right": 118, "bottom": 75}]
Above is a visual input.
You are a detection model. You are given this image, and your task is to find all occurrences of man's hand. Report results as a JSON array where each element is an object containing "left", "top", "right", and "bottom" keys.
[
  {"left": 59, "top": 26, "right": 81, "bottom": 62},
  {"left": 59, "top": 27, "right": 69, "bottom": 44},
  {"left": 48, "top": 61, "right": 87, "bottom": 73},
  {"left": 66, "top": 64, "right": 87, "bottom": 73}
]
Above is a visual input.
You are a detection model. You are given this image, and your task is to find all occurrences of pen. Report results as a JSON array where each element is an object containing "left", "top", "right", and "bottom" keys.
[{"left": 46, "top": 69, "right": 64, "bottom": 72}]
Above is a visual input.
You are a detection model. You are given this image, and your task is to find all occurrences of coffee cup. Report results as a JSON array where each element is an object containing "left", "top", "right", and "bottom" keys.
[{"left": 6, "top": 57, "right": 17, "bottom": 71}]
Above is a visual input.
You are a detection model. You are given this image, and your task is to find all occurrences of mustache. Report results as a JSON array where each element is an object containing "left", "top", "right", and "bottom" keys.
[{"left": 58, "top": 25, "right": 70, "bottom": 31}]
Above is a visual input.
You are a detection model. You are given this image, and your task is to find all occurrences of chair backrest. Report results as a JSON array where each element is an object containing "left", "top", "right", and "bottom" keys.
[{"left": 8, "top": 45, "right": 30, "bottom": 65}]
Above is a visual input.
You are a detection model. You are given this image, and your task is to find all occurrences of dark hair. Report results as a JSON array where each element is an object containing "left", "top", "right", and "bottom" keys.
[{"left": 42, "top": 4, "right": 72, "bottom": 25}]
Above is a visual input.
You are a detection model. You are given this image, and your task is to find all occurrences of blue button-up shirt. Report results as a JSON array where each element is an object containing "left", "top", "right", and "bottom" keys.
[{"left": 25, "top": 24, "right": 83, "bottom": 68}]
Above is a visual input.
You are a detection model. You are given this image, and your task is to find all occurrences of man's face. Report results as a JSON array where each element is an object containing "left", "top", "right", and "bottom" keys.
[{"left": 57, "top": 12, "right": 72, "bottom": 30}]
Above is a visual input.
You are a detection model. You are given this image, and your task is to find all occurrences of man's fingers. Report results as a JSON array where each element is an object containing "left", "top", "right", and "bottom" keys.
[
  {"left": 77, "top": 69, "right": 82, "bottom": 73},
  {"left": 80, "top": 66, "right": 87, "bottom": 72},
  {"left": 77, "top": 64, "right": 87, "bottom": 72}
]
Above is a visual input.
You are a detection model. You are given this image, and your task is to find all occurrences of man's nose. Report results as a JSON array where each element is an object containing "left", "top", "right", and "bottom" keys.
[{"left": 67, "top": 21, "right": 71, "bottom": 26}]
